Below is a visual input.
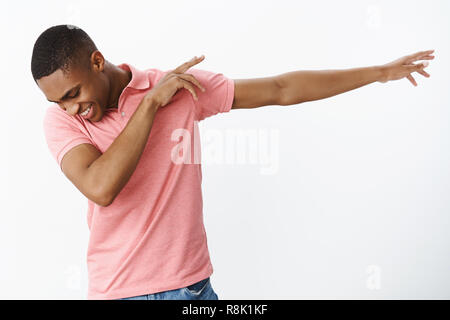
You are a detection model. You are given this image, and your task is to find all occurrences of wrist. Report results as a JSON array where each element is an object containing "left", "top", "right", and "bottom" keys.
[
  {"left": 142, "top": 94, "right": 160, "bottom": 114},
  {"left": 376, "top": 65, "right": 389, "bottom": 83}
]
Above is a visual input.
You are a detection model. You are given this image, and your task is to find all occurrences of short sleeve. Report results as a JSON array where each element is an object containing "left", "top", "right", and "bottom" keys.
[
  {"left": 43, "top": 106, "right": 96, "bottom": 170},
  {"left": 186, "top": 68, "right": 235, "bottom": 121}
]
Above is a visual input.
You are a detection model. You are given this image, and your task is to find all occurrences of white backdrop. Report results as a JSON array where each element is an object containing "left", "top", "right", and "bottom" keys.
[{"left": 0, "top": 0, "right": 449, "bottom": 299}]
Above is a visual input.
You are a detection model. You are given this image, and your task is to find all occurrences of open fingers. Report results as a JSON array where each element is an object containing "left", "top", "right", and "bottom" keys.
[
  {"left": 406, "top": 74, "right": 417, "bottom": 86},
  {"left": 406, "top": 49, "right": 435, "bottom": 64},
  {"left": 177, "top": 77, "right": 200, "bottom": 100},
  {"left": 405, "top": 60, "right": 431, "bottom": 85},
  {"left": 177, "top": 73, "right": 206, "bottom": 92},
  {"left": 406, "top": 61, "right": 429, "bottom": 74},
  {"left": 173, "top": 55, "right": 205, "bottom": 74},
  {"left": 416, "top": 69, "right": 430, "bottom": 78}
]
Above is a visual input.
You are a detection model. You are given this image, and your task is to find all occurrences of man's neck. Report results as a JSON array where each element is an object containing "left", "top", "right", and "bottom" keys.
[{"left": 104, "top": 60, "right": 132, "bottom": 109}]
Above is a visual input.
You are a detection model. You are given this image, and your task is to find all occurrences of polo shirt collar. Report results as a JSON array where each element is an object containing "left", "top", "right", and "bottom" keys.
[
  {"left": 117, "top": 63, "right": 151, "bottom": 90},
  {"left": 115, "top": 63, "right": 151, "bottom": 113}
]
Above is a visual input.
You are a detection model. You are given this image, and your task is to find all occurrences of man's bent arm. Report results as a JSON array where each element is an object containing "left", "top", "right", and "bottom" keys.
[{"left": 87, "top": 96, "right": 159, "bottom": 206}]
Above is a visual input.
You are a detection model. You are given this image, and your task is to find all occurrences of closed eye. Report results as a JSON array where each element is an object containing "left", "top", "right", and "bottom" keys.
[
  {"left": 68, "top": 90, "right": 80, "bottom": 99},
  {"left": 57, "top": 89, "right": 81, "bottom": 110}
]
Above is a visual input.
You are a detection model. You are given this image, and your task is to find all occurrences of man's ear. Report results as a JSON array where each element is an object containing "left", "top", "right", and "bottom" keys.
[{"left": 90, "top": 50, "right": 105, "bottom": 73}]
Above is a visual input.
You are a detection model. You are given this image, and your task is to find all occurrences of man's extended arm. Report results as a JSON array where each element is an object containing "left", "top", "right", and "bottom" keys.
[
  {"left": 276, "top": 66, "right": 384, "bottom": 105},
  {"left": 231, "top": 50, "right": 434, "bottom": 109}
]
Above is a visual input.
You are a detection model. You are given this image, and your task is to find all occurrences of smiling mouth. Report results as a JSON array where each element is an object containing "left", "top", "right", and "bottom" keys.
[{"left": 80, "top": 104, "right": 93, "bottom": 117}]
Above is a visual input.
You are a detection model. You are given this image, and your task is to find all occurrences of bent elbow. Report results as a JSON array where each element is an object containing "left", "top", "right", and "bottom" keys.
[{"left": 92, "top": 186, "right": 113, "bottom": 207}]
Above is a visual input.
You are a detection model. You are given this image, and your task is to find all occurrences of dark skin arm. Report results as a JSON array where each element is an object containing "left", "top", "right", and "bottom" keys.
[{"left": 231, "top": 50, "right": 435, "bottom": 109}]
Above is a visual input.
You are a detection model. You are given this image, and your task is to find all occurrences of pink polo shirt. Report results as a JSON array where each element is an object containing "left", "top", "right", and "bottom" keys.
[{"left": 42, "top": 63, "right": 234, "bottom": 299}]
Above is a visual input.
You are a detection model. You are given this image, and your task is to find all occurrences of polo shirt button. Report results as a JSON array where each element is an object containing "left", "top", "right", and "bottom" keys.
[{"left": 121, "top": 111, "right": 125, "bottom": 117}]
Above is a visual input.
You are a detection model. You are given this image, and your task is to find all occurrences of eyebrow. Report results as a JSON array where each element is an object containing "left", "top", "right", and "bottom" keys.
[{"left": 47, "top": 84, "right": 81, "bottom": 103}]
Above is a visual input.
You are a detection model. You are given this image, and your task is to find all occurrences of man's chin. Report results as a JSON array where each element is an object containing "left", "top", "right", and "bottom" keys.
[{"left": 89, "top": 114, "right": 102, "bottom": 122}]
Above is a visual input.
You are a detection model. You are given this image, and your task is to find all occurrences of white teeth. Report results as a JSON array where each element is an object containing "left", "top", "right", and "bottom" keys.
[{"left": 81, "top": 105, "right": 91, "bottom": 116}]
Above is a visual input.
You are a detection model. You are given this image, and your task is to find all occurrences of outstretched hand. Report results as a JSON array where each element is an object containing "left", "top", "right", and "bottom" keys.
[{"left": 378, "top": 50, "right": 435, "bottom": 86}]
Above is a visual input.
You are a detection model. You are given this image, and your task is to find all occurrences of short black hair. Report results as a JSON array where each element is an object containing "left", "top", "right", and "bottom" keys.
[{"left": 31, "top": 24, "right": 98, "bottom": 81}]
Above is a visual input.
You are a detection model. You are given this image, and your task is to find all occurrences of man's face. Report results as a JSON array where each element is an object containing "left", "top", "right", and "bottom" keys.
[{"left": 37, "top": 55, "right": 110, "bottom": 122}]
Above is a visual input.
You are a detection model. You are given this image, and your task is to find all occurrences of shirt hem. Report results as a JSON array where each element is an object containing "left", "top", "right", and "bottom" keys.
[
  {"left": 222, "top": 77, "right": 235, "bottom": 113},
  {"left": 87, "top": 267, "right": 214, "bottom": 300}
]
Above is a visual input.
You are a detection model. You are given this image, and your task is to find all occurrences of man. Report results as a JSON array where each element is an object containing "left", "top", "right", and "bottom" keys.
[{"left": 32, "top": 24, "right": 434, "bottom": 300}]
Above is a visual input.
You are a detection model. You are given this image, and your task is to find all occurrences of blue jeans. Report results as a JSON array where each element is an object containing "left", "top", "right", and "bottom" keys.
[{"left": 117, "top": 277, "right": 219, "bottom": 300}]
